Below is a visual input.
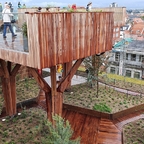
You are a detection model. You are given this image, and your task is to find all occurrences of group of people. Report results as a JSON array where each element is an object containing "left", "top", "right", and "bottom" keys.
[
  {"left": 1, "top": 1, "right": 92, "bottom": 39},
  {"left": 0, "top": 2, "right": 14, "bottom": 12},
  {"left": 67, "top": 2, "right": 92, "bottom": 12},
  {"left": 18, "top": 2, "right": 26, "bottom": 9}
]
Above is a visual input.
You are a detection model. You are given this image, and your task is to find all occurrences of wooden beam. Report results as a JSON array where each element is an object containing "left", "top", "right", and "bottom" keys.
[
  {"left": 62, "top": 62, "right": 72, "bottom": 89},
  {"left": 45, "top": 92, "right": 52, "bottom": 121},
  {"left": 29, "top": 67, "right": 51, "bottom": 93},
  {"left": 11, "top": 64, "right": 21, "bottom": 76},
  {"left": 0, "top": 59, "right": 9, "bottom": 78},
  {"left": 0, "top": 67, "right": 4, "bottom": 76},
  {"left": 57, "top": 58, "right": 84, "bottom": 92},
  {"left": 7, "top": 61, "right": 12, "bottom": 74}
]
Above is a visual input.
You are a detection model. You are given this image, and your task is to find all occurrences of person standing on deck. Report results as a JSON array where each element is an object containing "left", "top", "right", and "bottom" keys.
[
  {"left": 8, "top": 2, "right": 13, "bottom": 12},
  {"left": 86, "top": 2, "right": 92, "bottom": 11},
  {"left": 18, "top": 2, "right": 22, "bottom": 8},
  {"left": 22, "top": 4, "right": 26, "bottom": 8},
  {"left": 2, "top": 4, "right": 17, "bottom": 38},
  {"left": 37, "top": 7, "right": 42, "bottom": 12}
]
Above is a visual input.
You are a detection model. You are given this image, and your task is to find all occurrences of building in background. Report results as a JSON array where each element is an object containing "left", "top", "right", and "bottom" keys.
[{"left": 107, "top": 39, "right": 144, "bottom": 79}]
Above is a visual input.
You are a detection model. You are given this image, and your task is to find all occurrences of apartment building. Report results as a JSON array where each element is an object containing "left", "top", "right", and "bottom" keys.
[{"left": 107, "top": 40, "right": 144, "bottom": 79}]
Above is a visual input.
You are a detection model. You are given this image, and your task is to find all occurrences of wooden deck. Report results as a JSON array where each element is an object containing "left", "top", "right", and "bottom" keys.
[
  {"left": 0, "top": 33, "right": 27, "bottom": 52},
  {"left": 38, "top": 100, "right": 144, "bottom": 144}
]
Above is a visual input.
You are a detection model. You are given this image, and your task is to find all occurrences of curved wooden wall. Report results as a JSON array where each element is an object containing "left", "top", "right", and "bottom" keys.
[
  {"left": 0, "top": 12, "right": 113, "bottom": 69},
  {"left": 26, "top": 12, "right": 114, "bottom": 68}
]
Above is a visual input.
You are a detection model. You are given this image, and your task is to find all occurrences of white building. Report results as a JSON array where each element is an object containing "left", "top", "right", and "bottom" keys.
[{"left": 107, "top": 40, "right": 144, "bottom": 79}]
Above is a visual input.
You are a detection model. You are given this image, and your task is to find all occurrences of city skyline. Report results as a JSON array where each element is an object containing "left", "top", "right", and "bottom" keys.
[{"left": 0, "top": 0, "right": 144, "bottom": 9}]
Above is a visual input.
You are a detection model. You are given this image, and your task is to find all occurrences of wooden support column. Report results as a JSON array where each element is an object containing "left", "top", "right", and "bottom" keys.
[
  {"left": 1, "top": 77, "right": 13, "bottom": 115},
  {"left": 10, "top": 64, "right": 21, "bottom": 114},
  {"left": 0, "top": 60, "right": 20, "bottom": 116},
  {"left": 10, "top": 76, "right": 16, "bottom": 114},
  {"left": 47, "top": 66, "right": 63, "bottom": 121}
]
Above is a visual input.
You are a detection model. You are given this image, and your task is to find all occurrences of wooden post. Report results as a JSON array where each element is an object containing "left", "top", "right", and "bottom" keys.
[
  {"left": 1, "top": 77, "right": 13, "bottom": 115},
  {"left": 0, "top": 60, "right": 20, "bottom": 116},
  {"left": 10, "top": 76, "right": 16, "bottom": 114},
  {"left": 46, "top": 66, "right": 63, "bottom": 121}
]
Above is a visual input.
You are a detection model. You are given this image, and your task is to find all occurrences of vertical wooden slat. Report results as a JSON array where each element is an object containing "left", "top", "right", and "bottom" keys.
[
  {"left": 41, "top": 13, "right": 46, "bottom": 68},
  {"left": 47, "top": 13, "right": 53, "bottom": 67},
  {"left": 57, "top": 13, "right": 63, "bottom": 64},
  {"left": 67, "top": 13, "right": 73, "bottom": 62},
  {"left": 52, "top": 14, "right": 57, "bottom": 66},
  {"left": 45, "top": 13, "right": 50, "bottom": 67},
  {"left": 74, "top": 13, "right": 79, "bottom": 60}
]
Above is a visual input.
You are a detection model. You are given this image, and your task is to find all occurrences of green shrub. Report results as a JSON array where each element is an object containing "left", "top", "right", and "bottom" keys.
[
  {"left": 93, "top": 103, "right": 112, "bottom": 113},
  {"left": 42, "top": 114, "right": 80, "bottom": 144}
]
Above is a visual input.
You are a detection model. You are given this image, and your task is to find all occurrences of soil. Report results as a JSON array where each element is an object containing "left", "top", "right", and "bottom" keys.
[
  {"left": 0, "top": 108, "right": 49, "bottom": 144},
  {"left": 0, "top": 70, "right": 144, "bottom": 143},
  {"left": 123, "top": 118, "right": 144, "bottom": 144},
  {"left": 64, "top": 83, "right": 144, "bottom": 113}
]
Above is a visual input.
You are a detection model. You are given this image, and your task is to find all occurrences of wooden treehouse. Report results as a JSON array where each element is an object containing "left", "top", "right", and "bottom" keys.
[{"left": 0, "top": 12, "right": 114, "bottom": 121}]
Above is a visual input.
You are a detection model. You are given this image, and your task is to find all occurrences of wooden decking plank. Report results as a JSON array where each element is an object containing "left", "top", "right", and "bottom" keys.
[
  {"left": 97, "top": 132, "right": 121, "bottom": 144},
  {"left": 99, "top": 119, "right": 121, "bottom": 133},
  {"left": 37, "top": 99, "right": 144, "bottom": 144},
  {"left": 71, "top": 112, "right": 87, "bottom": 140},
  {"left": 64, "top": 110, "right": 76, "bottom": 123},
  {"left": 97, "top": 118, "right": 121, "bottom": 144},
  {"left": 86, "top": 116, "right": 100, "bottom": 144},
  {"left": 80, "top": 115, "right": 93, "bottom": 144},
  {"left": 62, "top": 109, "right": 68, "bottom": 118}
]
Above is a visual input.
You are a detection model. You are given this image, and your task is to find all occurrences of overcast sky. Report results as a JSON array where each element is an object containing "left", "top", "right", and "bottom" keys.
[{"left": 0, "top": 0, "right": 143, "bottom": 9}]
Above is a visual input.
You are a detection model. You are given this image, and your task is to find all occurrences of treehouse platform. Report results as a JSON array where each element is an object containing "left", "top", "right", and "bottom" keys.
[{"left": 0, "top": 12, "right": 114, "bottom": 120}]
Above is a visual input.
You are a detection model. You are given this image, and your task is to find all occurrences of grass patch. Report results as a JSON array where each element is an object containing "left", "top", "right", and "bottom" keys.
[{"left": 93, "top": 103, "right": 112, "bottom": 113}]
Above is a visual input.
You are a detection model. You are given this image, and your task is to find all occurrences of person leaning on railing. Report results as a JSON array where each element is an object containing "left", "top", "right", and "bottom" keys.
[
  {"left": 86, "top": 2, "right": 92, "bottom": 12},
  {"left": 2, "top": 4, "right": 17, "bottom": 38}
]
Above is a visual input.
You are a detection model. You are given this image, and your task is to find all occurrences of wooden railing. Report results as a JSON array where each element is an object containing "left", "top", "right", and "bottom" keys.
[
  {"left": 0, "top": 12, "right": 114, "bottom": 69},
  {"left": 26, "top": 12, "right": 114, "bottom": 68}
]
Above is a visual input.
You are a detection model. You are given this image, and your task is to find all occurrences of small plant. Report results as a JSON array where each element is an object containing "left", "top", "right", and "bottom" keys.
[
  {"left": 42, "top": 114, "right": 80, "bottom": 144},
  {"left": 93, "top": 103, "right": 112, "bottom": 113},
  {"left": 22, "top": 22, "right": 27, "bottom": 37}
]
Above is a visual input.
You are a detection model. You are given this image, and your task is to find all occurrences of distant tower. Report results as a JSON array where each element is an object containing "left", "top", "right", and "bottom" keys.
[{"left": 109, "top": 2, "right": 118, "bottom": 7}]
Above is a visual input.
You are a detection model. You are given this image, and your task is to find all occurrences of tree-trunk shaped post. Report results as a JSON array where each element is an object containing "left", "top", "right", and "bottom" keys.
[
  {"left": 50, "top": 66, "right": 63, "bottom": 116},
  {"left": 0, "top": 60, "right": 20, "bottom": 116}
]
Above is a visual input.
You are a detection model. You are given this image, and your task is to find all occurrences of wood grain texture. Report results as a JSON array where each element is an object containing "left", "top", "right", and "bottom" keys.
[{"left": 0, "top": 12, "right": 113, "bottom": 69}]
